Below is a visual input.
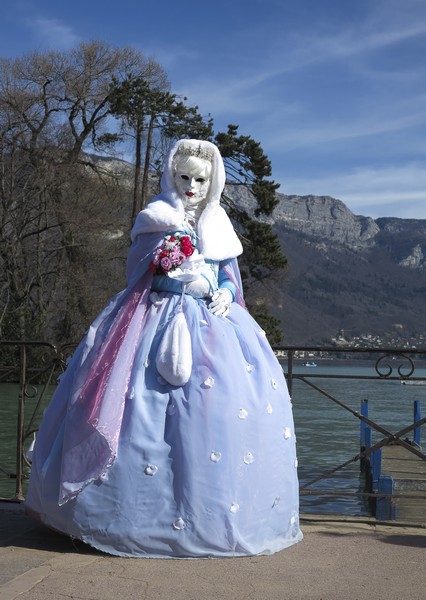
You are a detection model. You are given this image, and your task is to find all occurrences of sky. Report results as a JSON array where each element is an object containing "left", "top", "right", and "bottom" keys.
[{"left": 1, "top": 0, "right": 426, "bottom": 220}]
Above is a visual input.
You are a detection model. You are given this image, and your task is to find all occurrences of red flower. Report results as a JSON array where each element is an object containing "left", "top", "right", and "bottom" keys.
[{"left": 181, "top": 236, "right": 194, "bottom": 257}]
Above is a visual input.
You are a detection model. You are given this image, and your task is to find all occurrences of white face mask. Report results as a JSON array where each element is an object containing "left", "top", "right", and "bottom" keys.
[{"left": 174, "top": 168, "right": 211, "bottom": 205}]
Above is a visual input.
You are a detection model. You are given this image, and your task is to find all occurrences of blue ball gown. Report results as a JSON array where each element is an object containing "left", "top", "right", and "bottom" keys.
[{"left": 25, "top": 141, "right": 302, "bottom": 558}]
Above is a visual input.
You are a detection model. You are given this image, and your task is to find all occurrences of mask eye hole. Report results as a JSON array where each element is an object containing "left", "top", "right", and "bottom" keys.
[
  {"left": 195, "top": 178, "right": 205, "bottom": 183},
  {"left": 180, "top": 175, "right": 189, "bottom": 181}
]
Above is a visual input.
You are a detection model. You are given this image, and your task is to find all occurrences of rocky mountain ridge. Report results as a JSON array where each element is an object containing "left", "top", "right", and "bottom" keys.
[{"left": 226, "top": 185, "right": 426, "bottom": 344}]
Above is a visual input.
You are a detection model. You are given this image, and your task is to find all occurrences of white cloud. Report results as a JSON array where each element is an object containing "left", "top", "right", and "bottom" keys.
[
  {"left": 132, "top": 43, "right": 199, "bottom": 72},
  {"left": 264, "top": 107, "right": 426, "bottom": 149},
  {"left": 27, "top": 17, "right": 81, "bottom": 49},
  {"left": 177, "top": 77, "right": 274, "bottom": 117},
  {"left": 282, "top": 163, "right": 426, "bottom": 219},
  {"left": 170, "top": 6, "right": 426, "bottom": 122},
  {"left": 313, "top": 10, "right": 422, "bottom": 70},
  {"left": 244, "top": 10, "right": 426, "bottom": 88}
]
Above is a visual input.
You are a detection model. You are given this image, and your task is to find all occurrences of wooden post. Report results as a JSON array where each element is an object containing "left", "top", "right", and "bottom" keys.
[
  {"left": 371, "top": 448, "right": 382, "bottom": 488},
  {"left": 287, "top": 350, "right": 294, "bottom": 397},
  {"left": 413, "top": 400, "right": 421, "bottom": 447},
  {"left": 376, "top": 475, "right": 397, "bottom": 520},
  {"left": 360, "top": 399, "right": 371, "bottom": 472}
]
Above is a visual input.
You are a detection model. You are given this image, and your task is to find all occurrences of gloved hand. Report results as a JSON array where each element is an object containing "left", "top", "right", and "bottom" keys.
[
  {"left": 185, "top": 276, "right": 211, "bottom": 298},
  {"left": 209, "top": 288, "right": 233, "bottom": 317}
]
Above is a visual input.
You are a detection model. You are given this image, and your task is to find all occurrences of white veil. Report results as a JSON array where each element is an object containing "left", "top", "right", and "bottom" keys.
[{"left": 130, "top": 139, "right": 243, "bottom": 261}]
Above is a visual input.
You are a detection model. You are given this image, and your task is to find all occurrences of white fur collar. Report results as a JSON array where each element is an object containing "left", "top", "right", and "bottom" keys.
[{"left": 131, "top": 198, "right": 242, "bottom": 261}]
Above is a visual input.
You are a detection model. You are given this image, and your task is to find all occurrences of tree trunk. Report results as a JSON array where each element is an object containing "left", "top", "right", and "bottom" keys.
[
  {"left": 131, "top": 117, "right": 143, "bottom": 226},
  {"left": 141, "top": 114, "right": 155, "bottom": 210}
]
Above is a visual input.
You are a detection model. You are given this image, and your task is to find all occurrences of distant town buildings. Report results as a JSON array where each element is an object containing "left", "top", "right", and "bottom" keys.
[
  {"left": 274, "top": 330, "right": 425, "bottom": 358},
  {"left": 331, "top": 330, "right": 425, "bottom": 350}
]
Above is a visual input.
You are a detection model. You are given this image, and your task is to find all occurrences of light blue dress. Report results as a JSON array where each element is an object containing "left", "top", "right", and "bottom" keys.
[
  {"left": 25, "top": 223, "right": 302, "bottom": 558},
  {"left": 26, "top": 225, "right": 302, "bottom": 557}
]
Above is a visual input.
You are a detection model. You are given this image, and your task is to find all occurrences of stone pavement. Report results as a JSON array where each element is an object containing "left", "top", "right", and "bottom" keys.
[{"left": 1, "top": 502, "right": 425, "bottom": 600}]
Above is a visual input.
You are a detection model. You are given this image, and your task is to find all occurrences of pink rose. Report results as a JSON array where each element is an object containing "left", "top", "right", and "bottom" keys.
[
  {"left": 160, "top": 256, "right": 172, "bottom": 272},
  {"left": 169, "top": 247, "right": 181, "bottom": 265}
]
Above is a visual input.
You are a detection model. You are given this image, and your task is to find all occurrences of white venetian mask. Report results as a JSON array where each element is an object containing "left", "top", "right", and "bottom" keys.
[{"left": 173, "top": 163, "right": 211, "bottom": 205}]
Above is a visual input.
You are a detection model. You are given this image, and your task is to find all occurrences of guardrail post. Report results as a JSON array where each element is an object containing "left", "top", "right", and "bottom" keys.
[
  {"left": 371, "top": 448, "right": 382, "bottom": 487},
  {"left": 15, "top": 344, "right": 26, "bottom": 500},
  {"left": 287, "top": 349, "right": 294, "bottom": 396},
  {"left": 413, "top": 400, "right": 421, "bottom": 447},
  {"left": 360, "top": 399, "right": 372, "bottom": 472}
]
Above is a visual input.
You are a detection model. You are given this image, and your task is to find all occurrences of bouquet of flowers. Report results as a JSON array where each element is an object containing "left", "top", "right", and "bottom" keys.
[{"left": 149, "top": 234, "right": 195, "bottom": 275}]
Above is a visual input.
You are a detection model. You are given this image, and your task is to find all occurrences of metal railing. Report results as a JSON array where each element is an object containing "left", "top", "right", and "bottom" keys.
[
  {"left": 1, "top": 341, "right": 425, "bottom": 525},
  {"left": 278, "top": 345, "right": 426, "bottom": 524},
  {"left": 0, "top": 341, "right": 70, "bottom": 500}
]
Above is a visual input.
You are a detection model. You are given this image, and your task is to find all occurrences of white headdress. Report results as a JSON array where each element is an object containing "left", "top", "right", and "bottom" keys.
[{"left": 130, "top": 139, "right": 242, "bottom": 261}]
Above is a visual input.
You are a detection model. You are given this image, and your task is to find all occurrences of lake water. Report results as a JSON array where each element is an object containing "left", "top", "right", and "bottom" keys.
[
  {"left": 0, "top": 382, "right": 55, "bottom": 500},
  {"left": 290, "top": 360, "right": 426, "bottom": 515},
  {"left": 1, "top": 360, "right": 425, "bottom": 515}
]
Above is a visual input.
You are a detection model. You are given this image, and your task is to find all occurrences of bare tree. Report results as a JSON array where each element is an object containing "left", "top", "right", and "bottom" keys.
[{"left": 0, "top": 42, "right": 160, "bottom": 341}]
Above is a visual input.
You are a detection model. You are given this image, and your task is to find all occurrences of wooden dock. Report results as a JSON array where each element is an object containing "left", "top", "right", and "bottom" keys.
[
  {"left": 361, "top": 398, "right": 426, "bottom": 524},
  {"left": 380, "top": 444, "right": 426, "bottom": 523}
]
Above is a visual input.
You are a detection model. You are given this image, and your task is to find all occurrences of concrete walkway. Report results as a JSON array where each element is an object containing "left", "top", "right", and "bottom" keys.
[{"left": 1, "top": 502, "right": 425, "bottom": 600}]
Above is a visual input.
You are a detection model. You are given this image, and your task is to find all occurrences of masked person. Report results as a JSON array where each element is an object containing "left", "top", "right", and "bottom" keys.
[{"left": 26, "top": 139, "right": 302, "bottom": 558}]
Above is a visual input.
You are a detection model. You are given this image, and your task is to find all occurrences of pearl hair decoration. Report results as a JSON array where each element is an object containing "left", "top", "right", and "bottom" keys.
[{"left": 175, "top": 141, "right": 214, "bottom": 162}]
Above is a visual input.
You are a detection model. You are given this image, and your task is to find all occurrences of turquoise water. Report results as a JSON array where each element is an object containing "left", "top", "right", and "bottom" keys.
[
  {"left": 0, "top": 382, "right": 55, "bottom": 499},
  {"left": 289, "top": 360, "right": 426, "bottom": 515},
  {"left": 1, "top": 361, "right": 425, "bottom": 515}
]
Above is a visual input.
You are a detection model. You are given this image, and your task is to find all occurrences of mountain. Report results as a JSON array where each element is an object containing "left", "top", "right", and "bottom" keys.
[{"left": 226, "top": 186, "right": 426, "bottom": 345}]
